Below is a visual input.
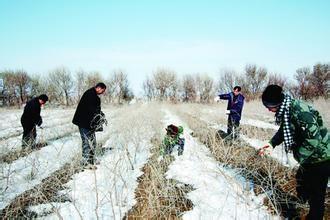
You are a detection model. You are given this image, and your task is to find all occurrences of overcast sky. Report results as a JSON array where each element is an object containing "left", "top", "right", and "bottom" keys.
[{"left": 1, "top": 0, "right": 329, "bottom": 95}]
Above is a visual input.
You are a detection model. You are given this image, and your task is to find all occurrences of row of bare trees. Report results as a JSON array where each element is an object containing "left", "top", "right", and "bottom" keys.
[
  {"left": 143, "top": 68, "right": 215, "bottom": 103},
  {"left": 0, "top": 68, "right": 134, "bottom": 106},
  {"left": 217, "top": 63, "right": 330, "bottom": 101},
  {"left": 143, "top": 63, "right": 329, "bottom": 102},
  {"left": 0, "top": 62, "right": 328, "bottom": 106}
]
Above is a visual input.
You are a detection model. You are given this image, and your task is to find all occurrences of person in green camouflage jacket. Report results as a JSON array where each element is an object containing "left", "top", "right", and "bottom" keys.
[
  {"left": 161, "top": 124, "right": 185, "bottom": 156},
  {"left": 259, "top": 84, "right": 330, "bottom": 220}
]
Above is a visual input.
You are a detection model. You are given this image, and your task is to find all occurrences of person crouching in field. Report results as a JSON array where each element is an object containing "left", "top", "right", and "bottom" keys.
[
  {"left": 72, "top": 82, "right": 107, "bottom": 169},
  {"left": 21, "top": 94, "right": 48, "bottom": 149},
  {"left": 258, "top": 84, "right": 330, "bottom": 220},
  {"left": 161, "top": 124, "right": 185, "bottom": 156},
  {"left": 218, "top": 86, "right": 245, "bottom": 139}
]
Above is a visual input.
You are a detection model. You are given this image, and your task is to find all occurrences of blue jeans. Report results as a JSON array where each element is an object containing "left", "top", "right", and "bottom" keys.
[{"left": 79, "top": 127, "right": 96, "bottom": 164}]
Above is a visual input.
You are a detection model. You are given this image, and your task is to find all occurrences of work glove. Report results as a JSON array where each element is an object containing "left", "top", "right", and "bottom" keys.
[{"left": 258, "top": 143, "right": 272, "bottom": 156}]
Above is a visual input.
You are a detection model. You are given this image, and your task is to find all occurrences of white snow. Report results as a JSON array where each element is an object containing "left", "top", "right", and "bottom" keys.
[
  {"left": 163, "top": 110, "right": 278, "bottom": 220},
  {"left": 27, "top": 105, "right": 160, "bottom": 219},
  {"left": 0, "top": 109, "right": 117, "bottom": 210},
  {"left": 0, "top": 123, "right": 76, "bottom": 156},
  {"left": 0, "top": 135, "right": 81, "bottom": 210},
  {"left": 0, "top": 105, "right": 296, "bottom": 219},
  {"left": 241, "top": 119, "right": 279, "bottom": 130},
  {"left": 201, "top": 118, "right": 298, "bottom": 168}
]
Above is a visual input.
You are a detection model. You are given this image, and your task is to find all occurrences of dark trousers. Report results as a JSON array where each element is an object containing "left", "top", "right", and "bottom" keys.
[
  {"left": 165, "top": 138, "right": 185, "bottom": 156},
  {"left": 22, "top": 125, "right": 37, "bottom": 148},
  {"left": 296, "top": 160, "right": 330, "bottom": 220},
  {"left": 227, "top": 117, "right": 240, "bottom": 139},
  {"left": 79, "top": 127, "right": 96, "bottom": 165}
]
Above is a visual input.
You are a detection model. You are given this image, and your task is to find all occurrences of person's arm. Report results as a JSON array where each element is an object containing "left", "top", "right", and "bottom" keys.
[
  {"left": 259, "top": 124, "right": 283, "bottom": 155},
  {"left": 218, "top": 93, "right": 230, "bottom": 100},
  {"left": 269, "top": 124, "right": 284, "bottom": 147}
]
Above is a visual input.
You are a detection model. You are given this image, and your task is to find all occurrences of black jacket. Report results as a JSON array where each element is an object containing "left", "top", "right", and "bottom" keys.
[
  {"left": 72, "top": 87, "right": 101, "bottom": 130},
  {"left": 21, "top": 97, "right": 42, "bottom": 128}
]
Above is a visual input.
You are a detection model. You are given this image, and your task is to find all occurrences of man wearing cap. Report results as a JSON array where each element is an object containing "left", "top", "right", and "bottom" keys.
[
  {"left": 21, "top": 94, "right": 48, "bottom": 148},
  {"left": 259, "top": 84, "right": 330, "bottom": 220},
  {"left": 218, "top": 86, "right": 245, "bottom": 139}
]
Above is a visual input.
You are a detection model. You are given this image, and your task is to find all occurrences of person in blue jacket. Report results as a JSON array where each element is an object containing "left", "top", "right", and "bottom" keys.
[{"left": 218, "top": 86, "right": 245, "bottom": 139}]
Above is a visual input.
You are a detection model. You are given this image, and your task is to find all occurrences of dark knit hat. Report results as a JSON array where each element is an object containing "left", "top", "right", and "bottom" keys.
[
  {"left": 166, "top": 124, "right": 179, "bottom": 136},
  {"left": 38, "top": 94, "right": 49, "bottom": 102},
  {"left": 262, "top": 85, "right": 284, "bottom": 108}
]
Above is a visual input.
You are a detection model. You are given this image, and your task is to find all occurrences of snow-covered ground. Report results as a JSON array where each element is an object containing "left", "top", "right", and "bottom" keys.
[
  {"left": 0, "top": 108, "right": 118, "bottom": 210},
  {"left": 1, "top": 103, "right": 301, "bottom": 219},
  {"left": 241, "top": 118, "right": 278, "bottom": 130},
  {"left": 180, "top": 105, "right": 298, "bottom": 168},
  {"left": 0, "top": 123, "right": 76, "bottom": 156},
  {"left": 163, "top": 110, "right": 279, "bottom": 219},
  {"left": 199, "top": 120, "right": 297, "bottom": 168},
  {"left": 26, "top": 105, "right": 162, "bottom": 219}
]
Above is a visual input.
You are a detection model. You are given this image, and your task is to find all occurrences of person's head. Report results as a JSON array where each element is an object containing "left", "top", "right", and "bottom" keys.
[
  {"left": 38, "top": 94, "right": 48, "bottom": 106},
  {"left": 95, "top": 82, "right": 107, "bottom": 95},
  {"left": 166, "top": 124, "right": 179, "bottom": 137},
  {"left": 262, "top": 84, "right": 284, "bottom": 113},
  {"left": 233, "top": 86, "right": 241, "bottom": 96}
]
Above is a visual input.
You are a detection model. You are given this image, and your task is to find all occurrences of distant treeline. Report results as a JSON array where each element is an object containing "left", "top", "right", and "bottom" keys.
[
  {"left": 0, "top": 68, "right": 134, "bottom": 106},
  {"left": 143, "top": 63, "right": 329, "bottom": 102},
  {"left": 0, "top": 63, "right": 329, "bottom": 106}
]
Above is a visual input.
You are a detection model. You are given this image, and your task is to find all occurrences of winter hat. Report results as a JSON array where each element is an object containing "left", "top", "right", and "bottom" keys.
[
  {"left": 261, "top": 85, "right": 284, "bottom": 108},
  {"left": 38, "top": 94, "right": 49, "bottom": 102},
  {"left": 166, "top": 124, "right": 179, "bottom": 135}
]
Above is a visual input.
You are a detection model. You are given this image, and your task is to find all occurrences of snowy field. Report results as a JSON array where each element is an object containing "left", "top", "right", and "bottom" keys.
[{"left": 1, "top": 101, "right": 328, "bottom": 219}]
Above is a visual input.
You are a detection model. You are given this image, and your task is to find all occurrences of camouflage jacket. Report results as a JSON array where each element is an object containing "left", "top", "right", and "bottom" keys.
[
  {"left": 160, "top": 134, "right": 184, "bottom": 155},
  {"left": 270, "top": 99, "right": 330, "bottom": 164}
]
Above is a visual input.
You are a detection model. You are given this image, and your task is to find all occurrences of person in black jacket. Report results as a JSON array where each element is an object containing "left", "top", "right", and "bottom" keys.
[
  {"left": 72, "top": 82, "right": 107, "bottom": 167},
  {"left": 21, "top": 94, "right": 48, "bottom": 148}
]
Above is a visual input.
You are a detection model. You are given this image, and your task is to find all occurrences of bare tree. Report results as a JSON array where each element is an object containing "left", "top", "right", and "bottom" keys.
[
  {"left": 2, "top": 70, "right": 17, "bottom": 105},
  {"left": 197, "top": 74, "right": 214, "bottom": 103},
  {"left": 30, "top": 74, "right": 48, "bottom": 98},
  {"left": 168, "top": 76, "right": 179, "bottom": 102},
  {"left": 310, "top": 63, "right": 330, "bottom": 98},
  {"left": 267, "top": 73, "right": 287, "bottom": 88},
  {"left": 182, "top": 74, "right": 197, "bottom": 102},
  {"left": 217, "top": 69, "right": 239, "bottom": 93},
  {"left": 142, "top": 76, "right": 155, "bottom": 101},
  {"left": 244, "top": 64, "right": 268, "bottom": 99},
  {"left": 1, "top": 70, "right": 31, "bottom": 105},
  {"left": 15, "top": 70, "right": 31, "bottom": 104},
  {"left": 49, "top": 67, "right": 74, "bottom": 106},
  {"left": 75, "top": 70, "right": 88, "bottom": 101},
  {"left": 295, "top": 67, "right": 313, "bottom": 100},
  {"left": 111, "top": 70, "right": 134, "bottom": 104},
  {"left": 86, "top": 71, "right": 104, "bottom": 88},
  {"left": 152, "top": 68, "right": 177, "bottom": 101}
]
